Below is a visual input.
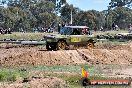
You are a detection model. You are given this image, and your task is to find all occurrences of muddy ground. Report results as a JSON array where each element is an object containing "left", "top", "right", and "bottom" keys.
[{"left": 0, "top": 43, "right": 132, "bottom": 67}]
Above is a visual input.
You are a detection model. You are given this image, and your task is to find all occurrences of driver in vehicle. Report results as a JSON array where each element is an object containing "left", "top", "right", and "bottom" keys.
[{"left": 72, "top": 29, "right": 80, "bottom": 35}]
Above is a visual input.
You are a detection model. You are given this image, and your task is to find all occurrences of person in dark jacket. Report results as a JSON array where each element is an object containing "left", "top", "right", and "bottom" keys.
[
  {"left": 128, "top": 23, "right": 132, "bottom": 33},
  {"left": 112, "top": 23, "right": 116, "bottom": 30}
]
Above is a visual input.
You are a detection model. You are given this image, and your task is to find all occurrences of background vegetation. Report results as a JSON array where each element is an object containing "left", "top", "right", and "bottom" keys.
[{"left": 0, "top": 0, "right": 131, "bottom": 32}]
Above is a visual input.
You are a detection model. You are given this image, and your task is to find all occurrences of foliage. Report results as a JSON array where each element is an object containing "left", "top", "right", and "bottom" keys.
[
  {"left": 0, "top": 68, "right": 27, "bottom": 82},
  {"left": 102, "top": 7, "right": 132, "bottom": 29},
  {"left": 75, "top": 10, "right": 106, "bottom": 30},
  {"left": 0, "top": 0, "right": 131, "bottom": 31},
  {"left": 0, "top": 0, "right": 61, "bottom": 31},
  {"left": 60, "top": 3, "right": 78, "bottom": 24},
  {"left": 112, "top": 7, "right": 132, "bottom": 29},
  {"left": 109, "top": 0, "right": 132, "bottom": 8}
]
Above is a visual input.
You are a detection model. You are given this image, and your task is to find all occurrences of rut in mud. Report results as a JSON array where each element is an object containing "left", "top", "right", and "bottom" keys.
[{"left": 0, "top": 44, "right": 132, "bottom": 67}]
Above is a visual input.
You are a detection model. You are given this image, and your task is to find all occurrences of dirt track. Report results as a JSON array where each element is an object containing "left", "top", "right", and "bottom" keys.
[
  {"left": 0, "top": 43, "right": 132, "bottom": 67},
  {"left": 0, "top": 77, "right": 68, "bottom": 88},
  {"left": 0, "top": 43, "right": 132, "bottom": 88}
]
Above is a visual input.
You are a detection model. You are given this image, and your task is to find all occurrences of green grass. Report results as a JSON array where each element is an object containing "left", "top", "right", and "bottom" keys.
[
  {"left": 0, "top": 64, "right": 131, "bottom": 88},
  {"left": 0, "top": 68, "right": 28, "bottom": 82},
  {"left": 0, "top": 70, "right": 17, "bottom": 82},
  {"left": 94, "top": 30, "right": 128, "bottom": 36},
  {"left": 0, "top": 32, "right": 47, "bottom": 40},
  {"left": 0, "top": 30, "right": 128, "bottom": 40}
]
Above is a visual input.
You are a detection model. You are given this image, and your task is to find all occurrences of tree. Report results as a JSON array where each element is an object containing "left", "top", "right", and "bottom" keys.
[
  {"left": 109, "top": 0, "right": 132, "bottom": 8},
  {"left": 112, "top": 7, "right": 132, "bottom": 29},
  {"left": 102, "top": 7, "right": 132, "bottom": 30},
  {"left": 31, "top": 0, "right": 57, "bottom": 27},
  {"left": 60, "top": 3, "right": 80, "bottom": 24},
  {"left": 46, "top": 0, "right": 66, "bottom": 14},
  {"left": 6, "top": 0, "right": 59, "bottom": 31}
]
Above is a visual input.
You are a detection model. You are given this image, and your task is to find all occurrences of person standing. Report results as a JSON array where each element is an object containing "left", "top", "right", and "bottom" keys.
[
  {"left": 58, "top": 23, "right": 61, "bottom": 33},
  {"left": 115, "top": 25, "right": 119, "bottom": 31},
  {"left": 112, "top": 23, "right": 116, "bottom": 30},
  {"left": 128, "top": 23, "right": 132, "bottom": 33}
]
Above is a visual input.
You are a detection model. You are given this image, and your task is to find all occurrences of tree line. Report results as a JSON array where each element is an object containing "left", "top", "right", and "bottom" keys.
[{"left": 0, "top": 0, "right": 131, "bottom": 32}]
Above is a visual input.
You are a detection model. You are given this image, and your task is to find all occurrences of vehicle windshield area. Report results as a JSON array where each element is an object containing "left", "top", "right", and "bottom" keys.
[
  {"left": 60, "top": 27, "right": 89, "bottom": 35},
  {"left": 60, "top": 27, "right": 73, "bottom": 35}
]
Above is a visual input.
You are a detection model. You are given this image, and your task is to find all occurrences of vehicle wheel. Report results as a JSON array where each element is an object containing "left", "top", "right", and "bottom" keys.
[
  {"left": 51, "top": 43, "right": 57, "bottom": 51},
  {"left": 80, "top": 77, "right": 90, "bottom": 86},
  {"left": 46, "top": 42, "right": 52, "bottom": 50},
  {"left": 87, "top": 42, "right": 94, "bottom": 49},
  {"left": 57, "top": 41, "right": 67, "bottom": 50},
  {"left": 46, "top": 42, "right": 57, "bottom": 51},
  {"left": 46, "top": 42, "right": 50, "bottom": 50}
]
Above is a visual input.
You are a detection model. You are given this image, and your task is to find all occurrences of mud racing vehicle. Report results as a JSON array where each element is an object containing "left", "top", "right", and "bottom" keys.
[{"left": 44, "top": 26, "right": 96, "bottom": 50}]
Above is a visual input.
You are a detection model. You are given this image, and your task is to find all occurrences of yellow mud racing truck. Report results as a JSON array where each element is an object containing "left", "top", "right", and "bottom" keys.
[{"left": 44, "top": 26, "right": 96, "bottom": 50}]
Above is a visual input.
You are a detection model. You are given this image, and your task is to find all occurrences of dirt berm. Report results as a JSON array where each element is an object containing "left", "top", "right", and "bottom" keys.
[{"left": 0, "top": 44, "right": 132, "bottom": 67}]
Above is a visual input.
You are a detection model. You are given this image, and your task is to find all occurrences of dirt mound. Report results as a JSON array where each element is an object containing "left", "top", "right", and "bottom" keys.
[
  {"left": 0, "top": 48, "right": 86, "bottom": 67},
  {"left": 77, "top": 49, "right": 132, "bottom": 65},
  {"left": 0, "top": 77, "right": 67, "bottom": 88},
  {"left": 0, "top": 44, "right": 132, "bottom": 66}
]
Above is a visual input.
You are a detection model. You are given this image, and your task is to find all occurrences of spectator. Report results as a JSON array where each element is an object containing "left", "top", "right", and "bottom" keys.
[
  {"left": 100, "top": 26, "right": 104, "bottom": 31},
  {"left": 112, "top": 23, "right": 116, "bottom": 30},
  {"left": 94, "top": 26, "right": 97, "bottom": 32},
  {"left": 48, "top": 27, "right": 51, "bottom": 33},
  {"left": 128, "top": 23, "right": 132, "bottom": 33},
  {"left": 115, "top": 25, "right": 119, "bottom": 31},
  {"left": 8, "top": 28, "right": 11, "bottom": 34},
  {"left": 0, "top": 27, "right": 4, "bottom": 34},
  {"left": 6, "top": 28, "right": 11, "bottom": 34},
  {"left": 58, "top": 23, "right": 61, "bottom": 33},
  {"left": 62, "top": 23, "right": 65, "bottom": 27}
]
